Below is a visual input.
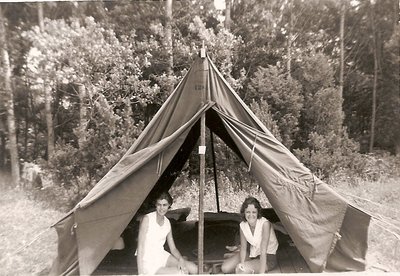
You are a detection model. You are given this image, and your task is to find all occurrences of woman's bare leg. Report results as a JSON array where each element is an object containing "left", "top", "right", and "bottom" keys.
[
  {"left": 183, "top": 260, "right": 198, "bottom": 274},
  {"left": 155, "top": 266, "right": 181, "bottom": 274},
  {"left": 158, "top": 255, "right": 197, "bottom": 274},
  {"left": 240, "top": 258, "right": 261, "bottom": 273},
  {"left": 221, "top": 252, "right": 240, "bottom": 274}
]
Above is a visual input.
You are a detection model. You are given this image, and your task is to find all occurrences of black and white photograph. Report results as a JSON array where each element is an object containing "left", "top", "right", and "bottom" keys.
[{"left": 0, "top": 0, "right": 399, "bottom": 275}]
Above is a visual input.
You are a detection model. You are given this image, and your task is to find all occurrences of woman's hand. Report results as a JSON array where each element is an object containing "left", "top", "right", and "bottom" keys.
[
  {"left": 178, "top": 257, "right": 187, "bottom": 273},
  {"left": 236, "top": 263, "right": 254, "bottom": 274}
]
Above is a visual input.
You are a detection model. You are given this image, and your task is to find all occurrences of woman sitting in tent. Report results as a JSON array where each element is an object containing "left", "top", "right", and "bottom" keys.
[
  {"left": 221, "top": 196, "right": 279, "bottom": 274},
  {"left": 136, "top": 192, "right": 198, "bottom": 275}
]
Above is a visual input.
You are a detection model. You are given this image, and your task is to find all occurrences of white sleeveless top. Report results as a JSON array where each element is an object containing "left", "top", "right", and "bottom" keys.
[
  {"left": 142, "top": 211, "right": 171, "bottom": 261},
  {"left": 240, "top": 217, "right": 279, "bottom": 257}
]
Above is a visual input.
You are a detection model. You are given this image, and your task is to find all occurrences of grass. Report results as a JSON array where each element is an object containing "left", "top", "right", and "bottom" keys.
[
  {"left": 0, "top": 173, "right": 64, "bottom": 276},
  {"left": 329, "top": 174, "right": 400, "bottom": 272},
  {"left": 0, "top": 169, "right": 399, "bottom": 274}
]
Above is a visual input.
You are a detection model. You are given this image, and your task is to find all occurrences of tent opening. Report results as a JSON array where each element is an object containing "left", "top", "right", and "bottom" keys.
[{"left": 93, "top": 110, "right": 310, "bottom": 275}]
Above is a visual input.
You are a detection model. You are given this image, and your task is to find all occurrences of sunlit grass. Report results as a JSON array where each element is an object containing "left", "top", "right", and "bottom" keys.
[{"left": 0, "top": 185, "right": 63, "bottom": 275}]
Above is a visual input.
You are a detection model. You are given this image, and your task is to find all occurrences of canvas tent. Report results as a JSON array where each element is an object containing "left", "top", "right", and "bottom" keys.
[{"left": 50, "top": 53, "right": 370, "bottom": 275}]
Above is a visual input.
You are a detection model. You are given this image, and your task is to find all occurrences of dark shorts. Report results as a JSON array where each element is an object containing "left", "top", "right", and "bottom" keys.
[
  {"left": 250, "top": 254, "right": 277, "bottom": 272},
  {"left": 266, "top": 254, "right": 277, "bottom": 271}
]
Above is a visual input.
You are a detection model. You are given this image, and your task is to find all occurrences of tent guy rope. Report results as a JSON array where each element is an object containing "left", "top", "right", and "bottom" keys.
[
  {"left": 0, "top": 227, "right": 51, "bottom": 262},
  {"left": 337, "top": 189, "right": 400, "bottom": 216}
]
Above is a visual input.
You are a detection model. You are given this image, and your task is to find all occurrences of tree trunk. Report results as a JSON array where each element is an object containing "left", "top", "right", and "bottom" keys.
[
  {"left": 0, "top": 119, "right": 5, "bottom": 168},
  {"left": 225, "top": 0, "right": 231, "bottom": 30},
  {"left": 0, "top": 6, "right": 20, "bottom": 184},
  {"left": 44, "top": 85, "right": 55, "bottom": 159},
  {"left": 369, "top": 2, "right": 378, "bottom": 153},
  {"left": 38, "top": 2, "right": 55, "bottom": 159},
  {"left": 78, "top": 84, "right": 87, "bottom": 148},
  {"left": 395, "top": 0, "right": 400, "bottom": 156},
  {"left": 339, "top": 0, "right": 345, "bottom": 108},
  {"left": 287, "top": 0, "right": 293, "bottom": 77},
  {"left": 165, "top": 0, "right": 173, "bottom": 94},
  {"left": 38, "top": 2, "right": 44, "bottom": 30}
]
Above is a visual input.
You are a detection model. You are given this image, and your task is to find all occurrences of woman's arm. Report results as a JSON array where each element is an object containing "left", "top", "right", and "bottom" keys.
[
  {"left": 137, "top": 216, "right": 149, "bottom": 275},
  {"left": 239, "top": 228, "right": 247, "bottom": 265},
  {"left": 259, "top": 221, "right": 271, "bottom": 273},
  {"left": 166, "top": 231, "right": 186, "bottom": 269}
]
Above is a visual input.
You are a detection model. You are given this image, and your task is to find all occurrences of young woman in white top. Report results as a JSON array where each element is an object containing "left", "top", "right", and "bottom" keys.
[
  {"left": 221, "top": 196, "right": 279, "bottom": 274},
  {"left": 137, "top": 192, "right": 197, "bottom": 275}
]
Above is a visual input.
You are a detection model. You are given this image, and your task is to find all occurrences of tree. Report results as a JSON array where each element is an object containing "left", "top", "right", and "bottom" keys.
[
  {"left": 378, "top": 24, "right": 400, "bottom": 155},
  {"left": 165, "top": 0, "right": 173, "bottom": 94},
  {"left": 369, "top": 0, "right": 378, "bottom": 152},
  {"left": 292, "top": 51, "right": 359, "bottom": 177},
  {"left": 247, "top": 65, "right": 303, "bottom": 148},
  {"left": 341, "top": 0, "right": 398, "bottom": 154},
  {"left": 0, "top": 5, "right": 20, "bottom": 184},
  {"left": 38, "top": 2, "right": 55, "bottom": 159},
  {"left": 339, "top": 0, "right": 346, "bottom": 110},
  {"left": 224, "top": 0, "right": 231, "bottom": 30}
]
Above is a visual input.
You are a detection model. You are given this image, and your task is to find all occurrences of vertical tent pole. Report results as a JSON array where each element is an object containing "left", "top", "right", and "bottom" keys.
[
  {"left": 198, "top": 45, "right": 207, "bottom": 274},
  {"left": 198, "top": 113, "right": 205, "bottom": 274},
  {"left": 210, "top": 131, "right": 220, "bottom": 212}
]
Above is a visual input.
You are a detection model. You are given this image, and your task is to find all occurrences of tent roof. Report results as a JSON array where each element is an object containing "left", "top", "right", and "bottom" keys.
[{"left": 50, "top": 54, "right": 370, "bottom": 276}]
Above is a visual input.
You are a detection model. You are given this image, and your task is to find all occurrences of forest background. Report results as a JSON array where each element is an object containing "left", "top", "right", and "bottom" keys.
[{"left": 0, "top": 0, "right": 399, "bottom": 274}]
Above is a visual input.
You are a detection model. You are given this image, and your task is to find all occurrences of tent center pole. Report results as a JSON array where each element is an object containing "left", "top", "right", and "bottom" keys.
[
  {"left": 198, "top": 45, "right": 207, "bottom": 274},
  {"left": 198, "top": 113, "right": 205, "bottom": 274}
]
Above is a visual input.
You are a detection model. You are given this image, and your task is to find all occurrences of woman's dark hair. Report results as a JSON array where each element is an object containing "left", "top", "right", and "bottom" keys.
[
  {"left": 155, "top": 191, "right": 173, "bottom": 206},
  {"left": 240, "top": 196, "right": 262, "bottom": 221}
]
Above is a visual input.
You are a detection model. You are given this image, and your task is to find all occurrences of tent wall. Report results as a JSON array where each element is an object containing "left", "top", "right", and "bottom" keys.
[
  {"left": 50, "top": 215, "right": 79, "bottom": 275},
  {"left": 326, "top": 206, "right": 370, "bottom": 271}
]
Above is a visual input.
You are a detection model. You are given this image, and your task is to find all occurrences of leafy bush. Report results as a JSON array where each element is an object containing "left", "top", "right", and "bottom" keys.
[
  {"left": 293, "top": 51, "right": 343, "bottom": 149},
  {"left": 247, "top": 65, "right": 303, "bottom": 148},
  {"left": 330, "top": 151, "right": 400, "bottom": 184},
  {"left": 294, "top": 130, "right": 360, "bottom": 179},
  {"left": 42, "top": 95, "right": 143, "bottom": 208}
]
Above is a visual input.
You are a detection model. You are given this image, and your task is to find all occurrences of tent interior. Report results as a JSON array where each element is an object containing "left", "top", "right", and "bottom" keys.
[{"left": 93, "top": 111, "right": 310, "bottom": 274}]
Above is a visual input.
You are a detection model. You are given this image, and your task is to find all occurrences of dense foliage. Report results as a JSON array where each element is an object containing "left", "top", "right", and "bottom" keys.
[{"left": 0, "top": 0, "right": 398, "bottom": 205}]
